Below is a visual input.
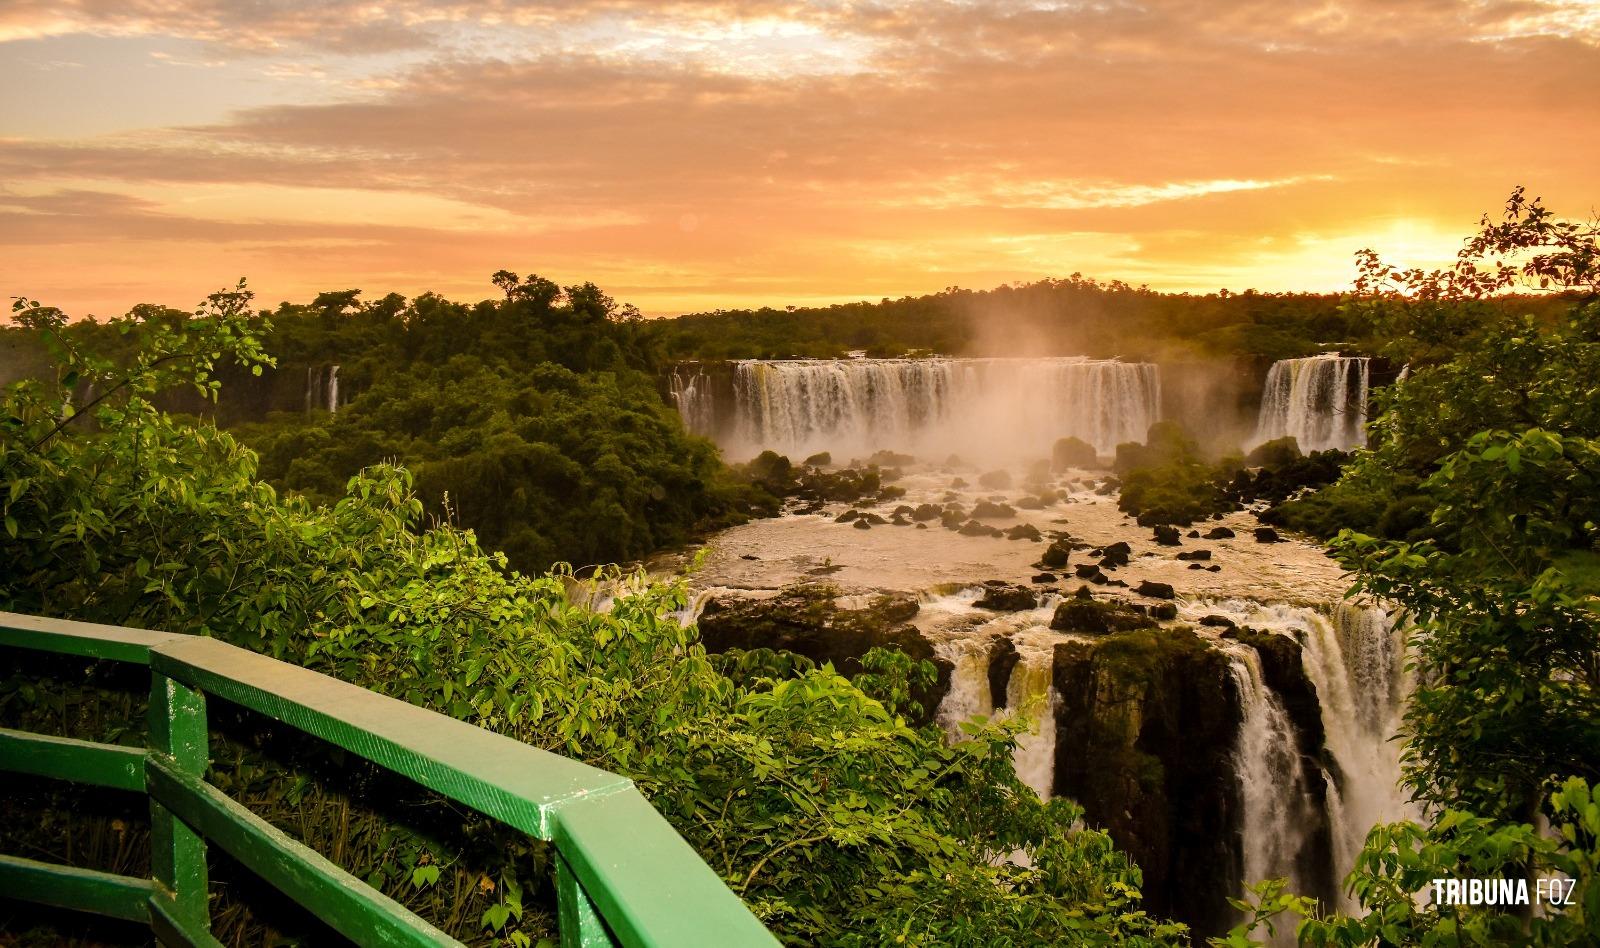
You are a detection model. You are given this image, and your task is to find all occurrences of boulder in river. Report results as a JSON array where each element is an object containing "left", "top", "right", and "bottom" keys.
[
  {"left": 1176, "top": 550, "right": 1212, "bottom": 561},
  {"left": 1253, "top": 527, "right": 1282, "bottom": 543},
  {"left": 836, "top": 509, "right": 861, "bottom": 523},
  {"left": 1203, "top": 526, "right": 1236, "bottom": 539},
  {"left": 1148, "top": 602, "right": 1178, "bottom": 621},
  {"left": 1038, "top": 539, "right": 1073, "bottom": 568},
  {"left": 1032, "top": 573, "right": 1057, "bottom": 583},
  {"left": 1050, "top": 596, "right": 1156, "bottom": 634},
  {"left": 912, "top": 503, "right": 943, "bottom": 521},
  {"left": 978, "top": 470, "right": 1013, "bottom": 490},
  {"left": 1136, "top": 580, "right": 1175, "bottom": 599},
  {"left": 1198, "top": 614, "right": 1236, "bottom": 629},
  {"left": 852, "top": 519, "right": 872, "bottom": 530},
  {"left": 1006, "top": 523, "right": 1043, "bottom": 541},
  {"left": 972, "top": 500, "right": 1017, "bottom": 519},
  {"left": 975, "top": 582, "right": 1038, "bottom": 612},
  {"left": 1152, "top": 525, "right": 1182, "bottom": 546}
]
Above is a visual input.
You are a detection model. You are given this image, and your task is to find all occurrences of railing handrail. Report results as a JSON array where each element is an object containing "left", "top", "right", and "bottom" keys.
[{"left": 0, "top": 611, "right": 776, "bottom": 948}]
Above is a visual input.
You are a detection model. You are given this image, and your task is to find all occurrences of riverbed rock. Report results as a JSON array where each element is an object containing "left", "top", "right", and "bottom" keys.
[
  {"left": 1050, "top": 596, "right": 1156, "bottom": 635},
  {"left": 978, "top": 470, "right": 1013, "bottom": 490},
  {"left": 1203, "top": 526, "right": 1236, "bottom": 539},
  {"left": 1136, "top": 580, "right": 1175, "bottom": 599},
  {"left": 912, "top": 503, "right": 943, "bottom": 522},
  {"left": 852, "top": 519, "right": 872, "bottom": 530},
  {"left": 1051, "top": 628, "right": 1245, "bottom": 935},
  {"left": 803, "top": 451, "right": 832, "bottom": 467},
  {"left": 835, "top": 509, "right": 861, "bottom": 523},
  {"left": 1099, "top": 542, "right": 1132, "bottom": 569},
  {"left": 1006, "top": 523, "right": 1043, "bottom": 541},
  {"left": 697, "top": 585, "right": 949, "bottom": 723},
  {"left": 1152, "top": 525, "right": 1182, "bottom": 546},
  {"left": 975, "top": 582, "right": 1038, "bottom": 611},
  {"left": 1253, "top": 527, "right": 1282, "bottom": 543},
  {"left": 1052, "top": 436, "right": 1100, "bottom": 471},
  {"left": 1032, "top": 573, "right": 1057, "bottom": 583},
  {"left": 1198, "top": 614, "right": 1236, "bottom": 629},
  {"left": 1074, "top": 563, "right": 1104, "bottom": 580},
  {"left": 1038, "top": 539, "right": 1072, "bottom": 569},
  {"left": 971, "top": 500, "right": 1016, "bottom": 519},
  {"left": 1177, "top": 550, "right": 1212, "bottom": 561},
  {"left": 987, "top": 635, "right": 1022, "bottom": 710},
  {"left": 1148, "top": 602, "right": 1178, "bottom": 621}
]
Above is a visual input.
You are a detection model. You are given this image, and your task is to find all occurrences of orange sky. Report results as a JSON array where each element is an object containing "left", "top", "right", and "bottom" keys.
[{"left": 2, "top": 0, "right": 1598, "bottom": 318}]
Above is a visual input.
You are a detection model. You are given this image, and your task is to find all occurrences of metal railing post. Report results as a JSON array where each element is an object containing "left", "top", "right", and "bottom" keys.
[{"left": 149, "top": 670, "right": 211, "bottom": 932}]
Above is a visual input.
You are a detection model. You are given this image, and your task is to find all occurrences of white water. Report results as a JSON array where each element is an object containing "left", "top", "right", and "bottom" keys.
[
  {"left": 1220, "top": 640, "right": 1324, "bottom": 911},
  {"left": 1008, "top": 645, "right": 1059, "bottom": 800},
  {"left": 676, "top": 357, "right": 1160, "bottom": 460},
  {"left": 306, "top": 364, "right": 341, "bottom": 414},
  {"left": 1195, "top": 598, "right": 1415, "bottom": 915},
  {"left": 1254, "top": 354, "right": 1369, "bottom": 452},
  {"left": 668, "top": 365, "right": 717, "bottom": 435}
]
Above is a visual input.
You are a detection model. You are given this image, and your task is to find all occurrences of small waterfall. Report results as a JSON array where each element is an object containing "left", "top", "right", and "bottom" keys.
[
  {"left": 305, "top": 364, "right": 341, "bottom": 414},
  {"left": 1221, "top": 641, "right": 1324, "bottom": 915},
  {"left": 1254, "top": 354, "right": 1369, "bottom": 452},
  {"left": 1007, "top": 647, "right": 1058, "bottom": 800},
  {"left": 668, "top": 365, "right": 717, "bottom": 436},
  {"left": 722, "top": 357, "right": 1160, "bottom": 460},
  {"left": 1298, "top": 603, "right": 1417, "bottom": 907},
  {"left": 934, "top": 636, "right": 994, "bottom": 739}
]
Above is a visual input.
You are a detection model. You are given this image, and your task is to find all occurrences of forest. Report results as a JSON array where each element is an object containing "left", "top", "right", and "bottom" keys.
[{"left": 2, "top": 191, "right": 1598, "bottom": 946}]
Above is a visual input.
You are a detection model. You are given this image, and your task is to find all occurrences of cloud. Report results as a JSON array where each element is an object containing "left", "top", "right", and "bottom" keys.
[{"left": 0, "top": 0, "right": 1597, "bottom": 316}]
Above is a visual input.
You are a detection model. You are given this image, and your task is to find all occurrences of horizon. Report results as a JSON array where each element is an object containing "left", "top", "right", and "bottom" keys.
[{"left": 3, "top": 1, "right": 1599, "bottom": 318}]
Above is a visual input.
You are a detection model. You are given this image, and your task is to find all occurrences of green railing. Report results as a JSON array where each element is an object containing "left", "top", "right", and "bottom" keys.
[{"left": 0, "top": 611, "right": 777, "bottom": 948}]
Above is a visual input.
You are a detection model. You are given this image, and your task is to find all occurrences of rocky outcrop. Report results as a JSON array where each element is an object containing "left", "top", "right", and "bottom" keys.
[
  {"left": 1051, "top": 627, "right": 1245, "bottom": 938},
  {"left": 987, "top": 636, "right": 1022, "bottom": 711},
  {"left": 697, "top": 584, "right": 951, "bottom": 723}
]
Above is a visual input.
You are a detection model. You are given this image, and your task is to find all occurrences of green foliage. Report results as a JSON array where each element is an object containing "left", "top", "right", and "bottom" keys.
[
  {"left": 1216, "top": 777, "right": 1600, "bottom": 947},
  {"left": 1, "top": 297, "right": 1188, "bottom": 945},
  {"left": 1114, "top": 422, "right": 1230, "bottom": 527}
]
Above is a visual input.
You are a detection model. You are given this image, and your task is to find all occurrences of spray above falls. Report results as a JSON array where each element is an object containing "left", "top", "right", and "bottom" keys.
[
  {"left": 1253, "top": 354, "right": 1369, "bottom": 452},
  {"left": 672, "top": 357, "right": 1160, "bottom": 461}
]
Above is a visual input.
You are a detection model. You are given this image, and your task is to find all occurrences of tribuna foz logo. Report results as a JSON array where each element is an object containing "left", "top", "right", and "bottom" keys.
[{"left": 1431, "top": 878, "right": 1577, "bottom": 907}]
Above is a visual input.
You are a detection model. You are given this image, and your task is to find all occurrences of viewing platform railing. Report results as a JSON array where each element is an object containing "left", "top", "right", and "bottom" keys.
[{"left": 0, "top": 611, "right": 777, "bottom": 947}]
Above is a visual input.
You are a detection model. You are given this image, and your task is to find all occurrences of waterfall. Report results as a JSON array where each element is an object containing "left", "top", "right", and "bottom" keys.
[
  {"left": 1221, "top": 641, "right": 1325, "bottom": 915},
  {"left": 668, "top": 365, "right": 717, "bottom": 436},
  {"left": 934, "top": 636, "right": 994, "bottom": 740},
  {"left": 718, "top": 357, "right": 1160, "bottom": 460},
  {"left": 1007, "top": 647, "right": 1058, "bottom": 800},
  {"left": 1254, "top": 354, "right": 1369, "bottom": 452},
  {"left": 1297, "top": 603, "right": 1417, "bottom": 907},
  {"left": 305, "top": 365, "right": 341, "bottom": 414}
]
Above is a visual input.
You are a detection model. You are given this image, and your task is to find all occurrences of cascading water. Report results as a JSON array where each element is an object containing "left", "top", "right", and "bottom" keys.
[
  {"left": 306, "top": 364, "right": 341, "bottom": 414},
  {"left": 682, "top": 357, "right": 1159, "bottom": 460},
  {"left": 933, "top": 635, "right": 994, "bottom": 741},
  {"left": 1007, "top": 646, "right": 1058, "bottom": 800},
  {"left": 1197, "top": 598, "right": 1415, "bottom": 917},
  {"left": 1254, "top": 354, "right": 1369, "bottom": 452},
  {"left": 1220, "top": 640, "right": 1325, "bottom": 917},
  {"left": 668, "top": 365, "right": 717, "bottom": 436}
]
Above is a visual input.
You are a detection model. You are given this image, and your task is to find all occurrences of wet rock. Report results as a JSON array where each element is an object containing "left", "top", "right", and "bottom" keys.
[
  {"left": 1153, "top": 525, "right": 1182, "bottom": 546},
  {"left": 862, "top": 513, "right": 889, "bottom": 525},
  {"left": 852, "top": 519, "right": 872, "bottom": 530},
  {"left": 1032, "top": 573, "right": 1057, "bottom": 583},
  {"left": 1006, "top": 523, "right": 1043, "bottom": 541},
  {"left": 1253, "top": 527, "right": 1282, "bottom": 543},
  {"left": 978, "top": 470, "right": 1013, "bottom": 490},
  {"left": 958, "top": 519, "right": 992, "bottom": 536},
  {"left": 739, "top": 554, "right": 760, "bottom": 560},
  {"left": 972, "top": 500, "right": 1017, "bottom": 519},
  {"left": 893, "top": 505, "right": 915, "bottom": 517},
  {"left": 1100, "top": 541, "right": 1132, "bottom": 569},
  {"left": 1148, "top": 602, "right": 1178, "bottom": 621},
  {"left": 1074, "top": 563, "right": 1104, "bottom": 580},
  {"left": 1198, "top": 615, "right": 1236, "bottom": 629},
  {"left": 1204, "top": 526, "right": 1235, "bottom": 539},
  {"left": 916, "top": 523, "right": 928, "bottom": 529},
  {"left": 1050, "top": 596, "right": 1156, "bottom": 634},
  {"left": 1103, "top": 578, "right": 1128, "bottom": 587},
  {"left": 868, "top": 450, "right": 915, "bottom": 467},
  {"left": 1176, "top": 550, "right": 1211, "bottom": 561},
  {"left": 835, "top": 509, "right": 861, "bottom": 523},
  {"left": 975, "top": 582, "right": 1038, "bottom": 611},
  {"left": 1017, "top": 495, "right": 1045, "bottom": 510},
  {"left": 1135, "top": 580, "right": 1175, "bottom": 599},
  {"left": 891, "top": 515, "right": 911, "bottom": 526},
  {"left": 940, "top": 511, "right": 964, "bottom": 529},
  {"left": 987, "top": 636, "right": 1021, "bottom": 710},
  {"left": 803, "top": 451, "right": 832, "bottom": 467},
  {"left": 1052, "top": 436, "right": 1100, "bottom": 471},
  {"left": 912, "top": 503, "right": 943, "bottom": 522},
  {"left": 1187, "top": 563, "right": 1205, "bottom": 569},
  {"left": 1206, "top": 564, "right": 1221, "bottom": 572},
  {"left": 1187, "top": 530, "right": 1200, "bottom": 539},
  {"left": 1038, "top": 539, "right": 1073, "bottom": 568}
]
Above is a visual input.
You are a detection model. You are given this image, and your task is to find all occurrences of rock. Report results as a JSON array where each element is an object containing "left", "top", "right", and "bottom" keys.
[
  {"left": 739, "top": 554, "right": 760, "bottom": 560},
  {"left": 1074, "top": 563, "right": 1102, "bottom": 579},
  {"left": 978, "top": 469, "right": 1013, "bottom": 490},
  {"left": 912, "top": 503, "right": 943, "bottom": 522},
  {"left": 698, "top": 585, "right": 949, "bottom": 726},
  {"left": 975, "top": 582, "right": 1038, "bottom": 611},
  {"left": 1204, "top": 526, "right": 1235, "bottom": 539},
  {"left": 1176, "top": 550, "right": 1212, "bottom": 561},
  {"left": 1103, "top": 578, "right": 1127, "bottom": 587},
  {"left": 958, "top": 520, "right": 992, "bottom": 536},
  {"left": 1187, "top": 530, "right": 1200, "bottom": 538},
  {"left": 1253, "top": 527, "right": 1282, "bottom": 543},
  {"left": 971, "top": 500, "right": 1016, "bottom": 519},
  {"left": 1148, "top": 602, "right": 1178, "bottom": 621},
  {"left": 1032, "top": 573, "right": 1057, "bottom": 583},
  {"left": 1038, "top": 539, "right": 1072, "bottom": 568},
  {"left": 987, "top": 636, "right": 1021, "bottom": 710},
  {"left": 1206, "top": 564, "right": 1221, "bottom": 572},
  {"left": 862, "top": 513, "right": 889, "bottom": 525},
  {"left": 1016, "top": 496, "right": 1045, "bottom": 510},
  {"left": 803, "top": 451, "right": 832, "bottom": 467},
  {"left": 1153, "top": 525, "right": 1182, "bottom": 546},
  {"left": 940, "top": 511, "right": 964, "bottom": 529},
  {"left": 1187, "top": 563, "right": 1205, "bottom": 569},
  {"left": 1099, "top": 541, "right": 1132, "bottom": 569},
  {"left": 1135, "top": 580, "right": 1175, "bottom": 599},
  {"left": 916, "top": 523, "right": 928, "bottom": 529},
  {"left": 835, "top": 509, "right": 861, "bottom": 523},
  {"left": 1052, "top": 436, "right": 1100, "bottom": 471},
  {"left": 893, "top": 505, "right": 915, "bottom": 517},
  {"left": 1198, "top": 615, "right": 1236, "bottom": 629},
  {"left": 950, "top": 477, "right": 968, "bottom": 488},
  {"left": 891, "top": 515, "right": 911, "bottom": 526},
  {"left": 1006, "top": 523, "right": 1043, "bottom": 541},
  {"left": 852, "top": 519, "right": 872, "bottom": 530},
  {"left": 868, "top": 450, "right": 916, "bottom": 467},
  {"left": 1050, "top": 596, "right": 1156, "bottom": 635}
]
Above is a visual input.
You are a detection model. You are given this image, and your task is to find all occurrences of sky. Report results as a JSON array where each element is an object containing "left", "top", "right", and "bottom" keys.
[{"left": 1, "top": 0, "right": 1598, "bottom": 318}]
